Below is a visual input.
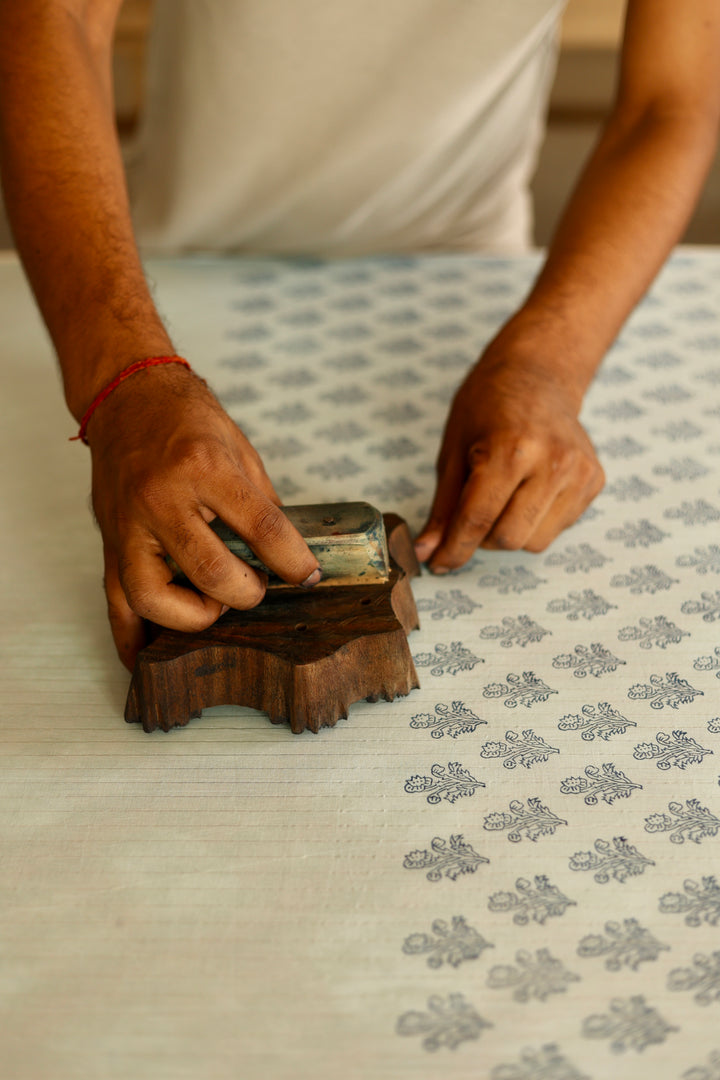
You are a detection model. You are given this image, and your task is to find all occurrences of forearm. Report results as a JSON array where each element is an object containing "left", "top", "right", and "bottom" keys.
[
  {"left": 500, "top": 104, "right": 719, "bottom": 403},
  {"left": 0, "top": 2, "right": 172, "bottom": 420}
]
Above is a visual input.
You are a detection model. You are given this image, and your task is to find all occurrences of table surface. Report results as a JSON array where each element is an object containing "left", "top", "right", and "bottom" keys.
[{"left": 3, "top": 249, "right": 720, "bottom": 1080}]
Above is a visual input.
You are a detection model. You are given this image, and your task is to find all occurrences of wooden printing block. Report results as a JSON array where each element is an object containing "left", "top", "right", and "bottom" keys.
[{"left": 125, "top": 511, "right": 421, "bottom": 734}]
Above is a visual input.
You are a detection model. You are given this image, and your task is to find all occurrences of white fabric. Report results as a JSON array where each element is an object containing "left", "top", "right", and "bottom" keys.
[
  {"left": 128, "top": 0, "right": 563, "bottom": 255},
  {"left": 4, "top": 248, "right": 720, "bottom": 1078}
]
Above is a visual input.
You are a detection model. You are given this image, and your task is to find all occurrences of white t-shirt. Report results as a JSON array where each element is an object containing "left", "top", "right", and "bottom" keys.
[{"left": 128, "top": 0, "right": 564, "bottom": 255}]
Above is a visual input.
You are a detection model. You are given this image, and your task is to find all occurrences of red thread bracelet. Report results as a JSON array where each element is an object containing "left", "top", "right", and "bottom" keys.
[{"left": 71, "top": 355, "right": 192, "bottom": 445}]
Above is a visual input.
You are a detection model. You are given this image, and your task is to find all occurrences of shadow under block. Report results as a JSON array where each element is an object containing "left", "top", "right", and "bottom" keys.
[{"left": 125, "top": 514, "right": 421, "bottom": 734}]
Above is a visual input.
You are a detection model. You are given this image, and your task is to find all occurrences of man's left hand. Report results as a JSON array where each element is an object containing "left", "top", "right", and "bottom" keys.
[{"left": 414, "top": 339, "right": 605, "bottom": 571}]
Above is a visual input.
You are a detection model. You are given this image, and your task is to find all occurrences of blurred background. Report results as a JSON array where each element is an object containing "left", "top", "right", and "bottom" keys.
[{"left": 1, "top": 0, "right": 718, "bottom": 249}]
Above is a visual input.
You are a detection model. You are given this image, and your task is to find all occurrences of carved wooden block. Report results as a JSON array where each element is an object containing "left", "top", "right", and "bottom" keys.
[{"left": 125, "top": 513, "right": 421, "bottom": 733}]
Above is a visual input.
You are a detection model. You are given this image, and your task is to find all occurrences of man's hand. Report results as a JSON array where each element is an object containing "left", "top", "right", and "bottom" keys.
[
  {"left": 88, "top": 364, "right": 320, "bottom": 670},
  {"left": 414, "top": 336, "right": 605, "bottom": 572}
]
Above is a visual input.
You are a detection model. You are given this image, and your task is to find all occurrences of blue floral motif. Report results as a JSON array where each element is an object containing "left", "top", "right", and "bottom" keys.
[
  {"left": 307, "top": 455, "right": 363, "bottom": 480},
  {"left": 367, "top": 436, "right": 421, "bottom": 458},
  {"left": 314, "top": 419, "right": 368, "bottom": 441},
  {"left": 256, "top": 435, "right": 308, "bottom": 458},
  {"left": 321, "top": 351, "right": 370, "bottom": 371},
  {"left": 605, "top": 520, "right": 669, "bottom": 547},
  {"left": 427, "top": 349, "right": 472, "bottom": 369},
  {"left": 409, "top": 701, "right": 486, "bottom": 739},
  {"left": 637, "top": 349, "right": 681, "bottom": 368},
  {"left": 569, "top": 837, "right": 655, "bottom": 883},
  {"left": 595, "top": 364, "right": 634, "bottom": 384},
  {"left": 219, "top": 350, "right": 267, "bottom": 370},
  {"left": 488, "top": 876, "right": 576, "bottom": 925},
  {"left": 378, "top": 335, "right": 423, "bottom": 354},
  {"left": 402, "top": 916, "right": 493, "bottom": 969},
  {"left": 560, "top": 763, "right": 642, "bottom": 805},
  {"left": 273, "top": 475, "right": 302, "bottom": 499},
  {"left": 426, "top": 292, "right": 467, "bottom": 309},
  {"left": 376, "top": 401, "right": 424, "bottom": 423},
  {"left": 546, "top": 589, "right": 616, "bottom": 620},
  {"left": 486, "top": 948, "right": 580, "bottom": 1002},
  {"left": 416, "top": 590, "right": 482, "bottom": 620},
  {"left": 269, "top": 363, "right": 317, "bottom": 384},
  {"left": 476, "top": 565, "right": 547, "bottom": 593},
  {"left": 694, "top": 647, "right": 720, "bottom": 678},
  {"left": 377, "top": 307, "right": 421, "bottom": 326},
  {"left": 683, "top": 1050, "right": 720, "bottom": 1080},
  {"left": 489, "top": 1044, "right": 589, "bottom": 1080},
  {"left": 483, "top": 672, "right": 558, "bottom": 708},
  {"left": 597, "top": 436, "right": 647, "bottom": 458},
  {"left": 413, "top": 641, "right": 484, "bottom": 677},
  {"left": 227, "top": 322, "right": 271, "bottom": 342},
  {"left": 480, "top": 730, "right": 559, "bottom": 769},
  {"left": 396, "top": 994, "right": 492, "bottom": 1051},
  {"left": 218, "top": 382, "right": 264, "bottom": 405},
  {"left": 479, "top": 615, "right": 551, "bottom": 648},
  {"left": 610, "top": 564, "right": 679, "bottom": 594},
  {"left": 603, "top": 475, "right": 657, "bottom": 500},
  {"left": 643, "top": 383, "right": 693, "bottom": 403},
  {"left": 645, "top": 800, "right": 720, "bottom": 843},
  {"left": 362, "top": 477, "right": 422, "bottom": 501},
  {"left": 677, "top": 546, "right": 720, "bottom": 575},
  {"left": 665, "top": 500, "right": 720, "bottom": 526},
  {"left": 319, "top": 384, "right": 371, "bottom": 405},
  {"left": 682, "top": 590, "right": 720, "bottom": 622},
  {"left": 327, "top": 321, "right": 372, "bottom": 342},
  {"left": 553, "top": 643, "right": 626, "bottom": 678},
  {"left": 660, "top": 877, "right": 720, "bottom": 927},
  {"left": 230, "top": 296, "right": 275, "bottom": 314},
  {"left": 653, "top": 457, "right": 709, "bottom": 481},
  {"left": 544, "top": 544, "right": 611, "bottom": 573},
  {"left": 669, "top": 952, "right": 720, "bottom": 1006},
  {"left": 558, "top": 702, "right": 637, "bottom": 741},
  {"left": 326, "top": 295, "right": 371, "bottom": 311},
  {"left": 628, "top": 675, "right": 704, "bottom": 710},
  {"left": 593, "top": 399, "right": 645, "bottom": 420},
  {"left": 689, "top": 334, "right": 720, "bottom": 350},
  {"left": 652, "top": 419, "right": 703, "bottom": 441},
  {"left": 404, "top": 762, "right": 485, "bottom": 805},
  {"left": 618, "top": 615, "right": 690, "bottom": 649},
  {"left": 577, "top": 919, "right": 669, "bottom": 971},
  {"left": 403, "top": 834, "right": 489, "bottom": 882},
  {"left": 582, "top": 996, "right": 678, "bottom": 1052},
  {"left": 633, "top": 730, "right": 711, "bottom": 768},
  {"left": 484, "top": 798, "right": 567, "bottom": 843},
  {"left": 262, "top": 402, "right": 315, "bottom": 424}
]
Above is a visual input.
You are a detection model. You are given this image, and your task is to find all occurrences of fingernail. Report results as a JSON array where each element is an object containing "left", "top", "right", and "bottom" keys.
[
  {"left": 220, "top": 604, "right": 231, "bottom": 615},
  {"left": 429, "top": 564, "right": 450, "bottom": 576},
  {"left": 300, "top": 568, "right": 322, "bottom": 588},
  {"left": 414, "top": 540, "right": 432, "bottom": 560}
]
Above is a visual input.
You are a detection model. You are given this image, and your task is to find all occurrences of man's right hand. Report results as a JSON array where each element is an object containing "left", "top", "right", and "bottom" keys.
[{"left": 87, "top": 363, "right": 321, "bottom": 670}]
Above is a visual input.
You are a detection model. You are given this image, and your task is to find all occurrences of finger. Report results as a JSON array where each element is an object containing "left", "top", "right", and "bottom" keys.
[
  {"left": 155, "top": 512, "right": 270, "bottom": 611},
  {"left": 428, "top": 464, "right": 520, "bottom": 572},
  {"left": 414, "top": 447, "right": 466, "bottom": 563},
  {"left": 103, "top": 545, "right": 148, "bottom": 671},
  {"left": 480, "top": 474, "right": 564, "bottom": 551},
  {"left": 117, "top": 530, "right": 237, "bottom": 630},
  {"left": 205, "top": 477, "right": 321, "bottom": 587},
  {"left": 523, "top": 468, "right": 605, "bottom": 553}
]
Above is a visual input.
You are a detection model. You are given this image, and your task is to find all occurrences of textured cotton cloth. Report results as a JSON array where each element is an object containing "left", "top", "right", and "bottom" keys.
[
  {"left": 4, "top": 248, "right": 720, "bottom": 1079},
  {"left": 128, "top": 0, "right": 563, "bottom": 255}
]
